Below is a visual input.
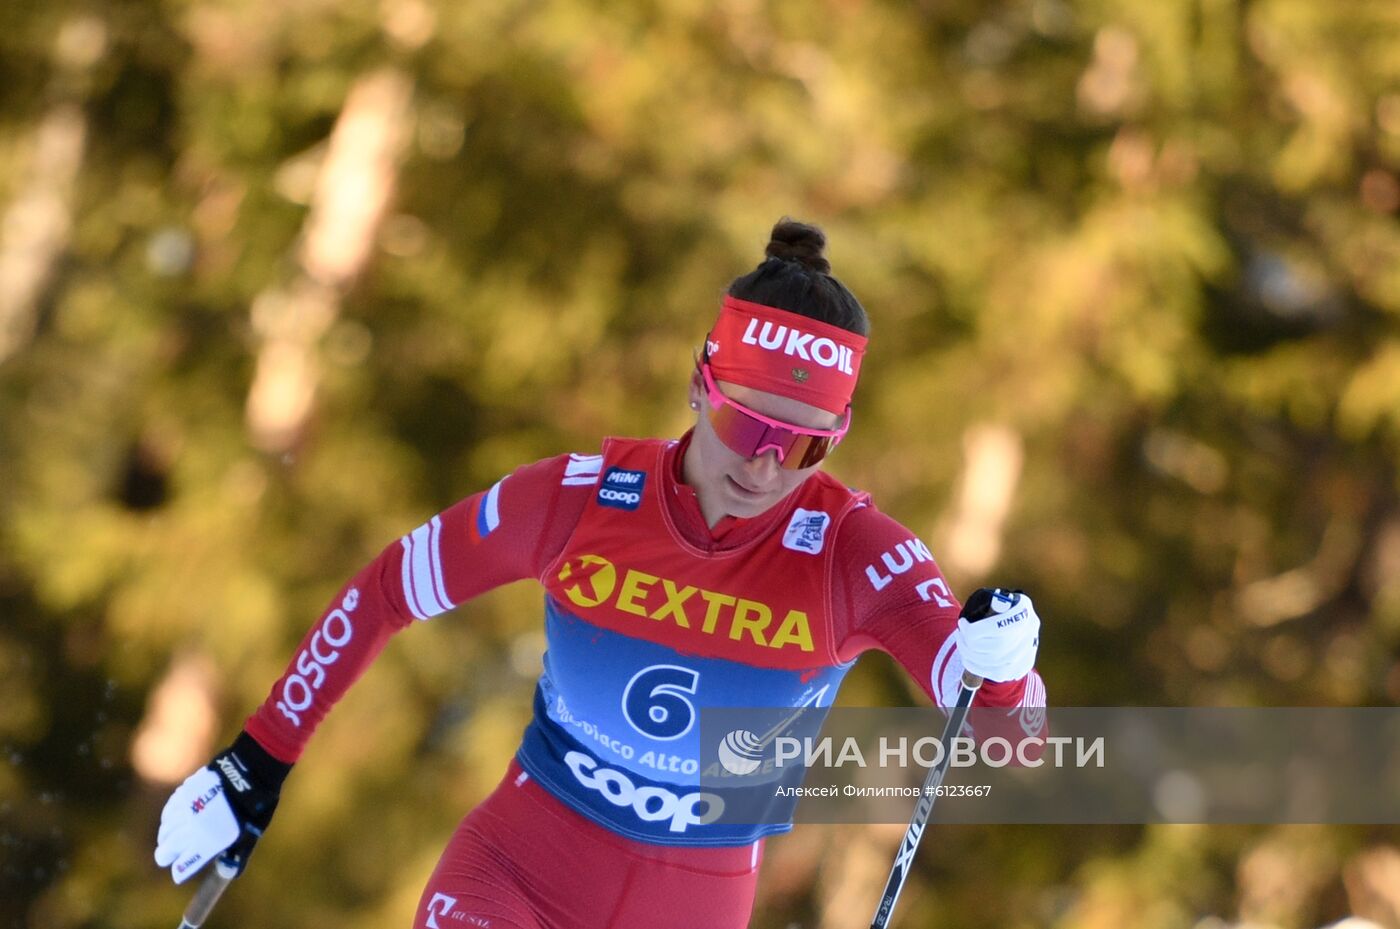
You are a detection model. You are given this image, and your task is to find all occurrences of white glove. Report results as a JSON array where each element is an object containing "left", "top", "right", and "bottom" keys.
[
  {"left": 954, "top": 587, "right": 1040, "bottom": 683},
  {"left": 153, "top": 767, "right": 240, "bottom": 884}
]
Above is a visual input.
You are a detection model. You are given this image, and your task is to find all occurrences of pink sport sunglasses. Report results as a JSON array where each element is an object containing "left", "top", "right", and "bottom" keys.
[{"left": 696, "top": 358, "right": 851, "bottom": 470}]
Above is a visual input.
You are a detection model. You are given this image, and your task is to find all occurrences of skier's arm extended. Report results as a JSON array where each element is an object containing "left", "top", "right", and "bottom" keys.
[
  {"left": 831, "top": 504, "right": 1047, "bottom": 727},
  {"left": 154, "top": 452, "right": 599, "bottom": 883}
]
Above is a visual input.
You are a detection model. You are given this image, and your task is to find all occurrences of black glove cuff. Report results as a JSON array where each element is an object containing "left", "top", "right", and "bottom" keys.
[
  {"left": 228, "top": 731, "right": 294, "bottom": 793},
  {"left": 959, "top": 587, "right": 1025, "bottom": 622}
]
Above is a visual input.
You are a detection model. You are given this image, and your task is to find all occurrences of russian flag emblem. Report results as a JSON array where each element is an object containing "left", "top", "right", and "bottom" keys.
[{"left": 468, "top": 479, "right": 504, "bottom": 542}]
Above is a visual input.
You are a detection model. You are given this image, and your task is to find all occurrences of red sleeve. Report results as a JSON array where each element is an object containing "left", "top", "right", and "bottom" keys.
[
  {"left": 831, "top": 504, "right": 1047, "bottom": 732},
  {"left": 243, "top": 451, "right": 597, "bottom": 762}
]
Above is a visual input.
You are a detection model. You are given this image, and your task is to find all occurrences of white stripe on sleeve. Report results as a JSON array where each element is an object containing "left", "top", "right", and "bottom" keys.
[
  {"left": 1021, "top": 670, "right": 1047, "bottom": 706},
  {"left": 428, "top": 515, "right": 452, "bottom": 616},
  {"left": 482, "top": 479, "right": 502, "bottom": 533},
  {"left": 566, "top": 453, "right": 603, "bottom": 471},
  {"left": 400, "top": 536, "right": 422, "bottom": 619},
  {"left": 931, "top": 635, "right": 959, "bottom": 710},
  {"left": 400, "top": 516, "right": 454, "bottom": 620},
  {"left": 1017, "top": 671, "right": 1048, "bottom": 736},
  {"left": 562, "top": 453, "right": 603, "bottom": 486}
]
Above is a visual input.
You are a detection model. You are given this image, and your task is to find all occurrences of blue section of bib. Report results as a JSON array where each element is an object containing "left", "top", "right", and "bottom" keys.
[{"left": 515, "top": 596, "right": 851, "bottom": 846}]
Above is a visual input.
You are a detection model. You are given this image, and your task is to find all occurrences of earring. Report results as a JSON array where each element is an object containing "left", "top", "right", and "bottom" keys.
[{"left": 689, "top": 401, "right": 699, "bottom": 410}]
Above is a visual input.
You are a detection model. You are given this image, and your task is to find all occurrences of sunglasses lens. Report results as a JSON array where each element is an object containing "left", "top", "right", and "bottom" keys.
[
  {"left": 706, "top": 404, "right": 839, "bottom": 470},
  {"left": 787, "top": 433, "right": 837, "bottom": 469},
  {"left": 706, "top": 402, "right": 772, "bottom": 455},
  {"left": 696, "top": 359, "right": 846, "bottom": 470}
]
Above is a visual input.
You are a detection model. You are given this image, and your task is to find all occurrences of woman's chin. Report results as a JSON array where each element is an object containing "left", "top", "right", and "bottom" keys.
[{"left": 724, "top": 477, "right": 779, "bottom": 514}]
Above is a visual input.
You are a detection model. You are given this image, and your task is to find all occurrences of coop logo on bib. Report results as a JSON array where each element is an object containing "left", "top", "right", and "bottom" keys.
[
  {"left": 565, "top": 750, "right": 722, "bottom": 834},
  {"left": 597, "top": 467, "right": 646, "bottom": 511}
]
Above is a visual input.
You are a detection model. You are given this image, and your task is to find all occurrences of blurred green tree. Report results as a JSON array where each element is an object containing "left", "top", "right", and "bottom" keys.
[{"left": 1, "top": 0, "right": 1397, "bottom": 926}]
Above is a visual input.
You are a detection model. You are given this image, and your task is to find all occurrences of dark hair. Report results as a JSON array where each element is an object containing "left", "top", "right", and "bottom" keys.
[{"left": 726, "top": 218, "right": 870, "bottom": 337}]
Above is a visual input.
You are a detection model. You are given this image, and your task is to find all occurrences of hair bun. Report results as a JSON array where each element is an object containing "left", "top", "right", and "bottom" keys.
[{"left": 765, "top": 218, "right": 831, "bottom": 274}]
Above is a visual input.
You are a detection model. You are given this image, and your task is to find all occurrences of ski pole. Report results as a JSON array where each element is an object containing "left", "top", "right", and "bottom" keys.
[
  {"left": 177, "top": 856, "right": 239, "bottom": 929},
  {"left": 869, "top": 669, "right": 983, "bottom": 929}
]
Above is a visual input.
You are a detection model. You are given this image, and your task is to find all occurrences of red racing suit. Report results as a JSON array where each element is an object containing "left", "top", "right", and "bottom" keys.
[{"left": 244, "top": 433, "right": 1047, "bottom": 927}]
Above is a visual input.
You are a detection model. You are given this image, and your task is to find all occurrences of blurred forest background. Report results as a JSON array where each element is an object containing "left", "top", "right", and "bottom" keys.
[{"left": 1, "top": 0, "right": 1399, "bottom": 926}]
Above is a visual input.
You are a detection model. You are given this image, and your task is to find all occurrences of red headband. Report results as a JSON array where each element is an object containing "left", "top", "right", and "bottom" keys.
[{"left": 704, "top": 295, "right": 867, "bottom": 414}]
